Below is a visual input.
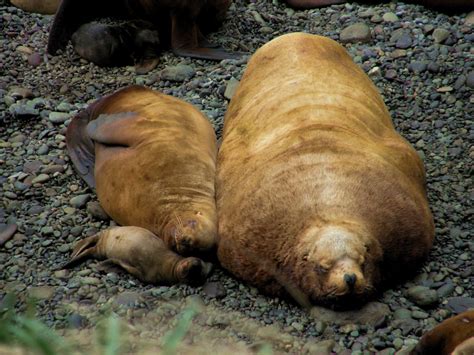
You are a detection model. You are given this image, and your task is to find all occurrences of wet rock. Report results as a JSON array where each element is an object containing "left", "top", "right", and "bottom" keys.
[
  {"left": 160, "top": 64, "right": 195, "bottom": 82},
  {"left": 70, "top": 194, "right": 90, "bottom": 209},
  {"left": 466, "top": 71, "right": 474, "bottom": 89},
  {"left": 340, "top": 23, "right": 372, "bottom": 43},
  {"left": 48, "top": 111, "right": 70, "bottom": 124},
  {"left": 203, "top": 281, "right": 227, "bottom": 299},
  {"left": 383, "top": 12, "right": 398, "bottom": 22},
  {"left": 310, "top": 302, "right": 390, "bottom": 326},
  {"left": 432, "top": 28, "right": 450, "bottom": 44},
  {"left": 86, "top": 201, "right": 109, "bottom": 221},
  {"left": 446, "top": 297, "right": 474, "bottom": 314},
  {"left": 0, "top": 224, "right": 17, "bottom": 246},
  {"left": 224, "top": 77, "right": 240, "bottom": 100},
  {"left": 406, "top": 286, "right": 439, "bottom": 307},
  {"left": 395, "top": 34, "right": 413, "bottom": 49}
]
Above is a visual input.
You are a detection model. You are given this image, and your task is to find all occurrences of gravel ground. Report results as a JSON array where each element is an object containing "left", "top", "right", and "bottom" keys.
[{"left": 0, "top": 1, "right": 473, "bottom": 354}]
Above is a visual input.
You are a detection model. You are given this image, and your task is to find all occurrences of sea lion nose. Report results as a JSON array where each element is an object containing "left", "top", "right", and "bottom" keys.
[{"left": 344, "top": 273, "right": 357, "bottom": 288}]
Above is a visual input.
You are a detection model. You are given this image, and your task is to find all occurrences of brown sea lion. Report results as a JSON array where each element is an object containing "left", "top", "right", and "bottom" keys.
[
  {"left": 410, "top": 310, "right": 474, "bottom": 355},
  {"left": 67, "top": 85, "right": 218, "bottom": 256},
  {"left": 284, "top": 0, "right": 473, "bottom": 10},
  {"left": 47, "top": 0, "right": 241, "bottom": 61},
  {"left": 216, "top": 33, "right": 434, "bottom": 308},
  {"left": 71, "top": 20, "right": 161, "bottom": 71},
  {"left": 63, "top": 226, "right": 213, "bottom": 285},
  {"left": 10, "top": 0, "right": 60, "bottom": 14}
]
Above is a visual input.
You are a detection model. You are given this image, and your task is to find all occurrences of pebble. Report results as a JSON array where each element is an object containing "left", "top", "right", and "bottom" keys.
[
  {"left": 396, "top": 34, "right": 413, "bottom": 49},
  {"left": 406, "top": 286, "right": 439, "bottom": 307},
  {"left": 86, "top": 201, "right": 109, "bottom": 220},
  {"left": 31, "top": 174, "right": 50, "bottom": 184},
  {"left": 70, "top": 194, "right": 91, "bottom": 209},
  {"left": 383, "top": 12, "right": 398, "bottom": 22},
  {"left": 408, "top": 61, "right": 428, "bottom": 73},
  {"left": 203, "top": 282, "right": 227, "bottom": 299},
  {"left": 339, "top": 23, "right": 372, "bottom": 43},
  {"left": 466, "top": 72, "right": 474, "bottom": 89},
  {"left": 224, "top": 77, "right": 240, "bottom": 100},
  {"left": 160, "top": 64, "right": 195, "bottom": 82},
  {"left": 48, "top": 111, "right": 70, "bottom": 124},
  {"left": 432, "top": 28, "right": 450, "bottom": 44}
]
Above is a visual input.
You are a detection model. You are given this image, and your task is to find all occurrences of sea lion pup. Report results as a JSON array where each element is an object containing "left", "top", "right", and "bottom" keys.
[
  {"left": 67, "top": 86, "right": 218, "bottom": 257},
  {"left": 10, "top": 0, "right": 60, "bottom": 14},
  {"left": 72, "top": 20, "right": 161, "bottom": 71},
  {"left": 47, "top": 0, "right": 240, "bottom": 61},
  {"left": 284, "top": 0, "right": 473, "bottom": 10},
  {"left": 216, "top": 33, "right": 434, "bottom": 308},
  {"left": 410, "top": 310, "right": 474, "bottom": 355},
  {"left": 63, "top": 226, "right": 213, "bottom": 286}
]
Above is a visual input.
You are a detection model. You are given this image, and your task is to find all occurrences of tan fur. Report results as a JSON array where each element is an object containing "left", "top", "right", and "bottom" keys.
[
  {"left": 68, "top": 86, "right": 218, "bottom": 256},
  {"left": 216, "top": 33, "right": 434, "bottom": 306},
  {"left": 411, "top": 311, "right": 474, "bottom": 355},
  {"left": 10, "top": 0, "right": 60, "bottom": 14},
  {"left": 66, "top": 226, "right": 212, "bottom": 285}
]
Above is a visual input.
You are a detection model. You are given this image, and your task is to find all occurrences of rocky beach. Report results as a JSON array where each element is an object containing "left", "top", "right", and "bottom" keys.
[{"left": 0, "top": 0, "right": 473, "bottom": 354}]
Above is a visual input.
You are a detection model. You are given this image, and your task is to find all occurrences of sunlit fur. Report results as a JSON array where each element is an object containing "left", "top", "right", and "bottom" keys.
[{"left": 217, "top": 33, "right": 434, "bottom": 307}]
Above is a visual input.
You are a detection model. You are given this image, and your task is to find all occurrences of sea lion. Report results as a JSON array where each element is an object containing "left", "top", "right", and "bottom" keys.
[
  {"left": 63, "top": 226, "right": 213, "bottom": 286},
  {"left": 47, "top": 0, "right": 241, "bottom": 61},
  {"left": 72, "top": 20, "right": 161, "bottom": 71},
  {"left": 410, "top": 310, "right": 474, "bottom": 355},
  {"left": 67, "top": 85, "right": 218, "bottom": 256},
  {"left": 10, "top": 0, "right": 60, "bottom": 14},
  {"left": 284, "top": 0, "right": 473, "bottom": 10},
  {"left": 216, "top": 33, "right": 434, "bottom": 308}
]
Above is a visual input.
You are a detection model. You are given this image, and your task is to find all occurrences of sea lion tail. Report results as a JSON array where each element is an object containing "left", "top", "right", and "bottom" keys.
[
  {"left": 66, "top": 107, "right": 96, "bottom": 188},
  {"left": 61, "top": 234, "right": 101, "bottom": 269}
]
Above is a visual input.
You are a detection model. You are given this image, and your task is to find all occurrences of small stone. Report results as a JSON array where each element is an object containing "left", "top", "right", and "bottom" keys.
[
  {"left": 27, "top": 52, "right": 42, "bottom": 67},
  {"left": 0, "top": 224, "right": 17, "bottom": 246},
  {"left": 383, "top": 12, "right": 398, "bottom": 22},
  {"left": 437, "top": 86, "right": 453, "bottom": 93},
  {"left": 31, "top": 174, "right": 50, "bottom": 184},
  {"left": 310, "top": 302, "right": 390, "bottom": 326},
  {"left": 37, "top": 144, "right": 49, "bottom": 155},
  {"left": 86, "top": 201, "right": 109, "bottom": 220},
  {"left": 303, "top": 340, "right": 335, "bottom": 355},
  {"left": 202, "top": 282, "right": 227, "bottom": 299},
  {"left": 396, "top": 34, "right": 413, "bottom": 49},
  {"left": 115, "top": 291, "right": 142, "bottom": 307},
  {"left": 385, "top": 69, "right": 397, "bottom": 80},
  {"left": 446, "top": 297, "right": 474, "bottom": 314},
  {"left": 406, "top": 286, "right": 439, "bottom": 307},
  {"left": 54, "top": 270, "right": 69, "bottom": 279},
  {"left": 27, "top": 286, "right": 55, "bottom": 300},
  {"left": 437, "top": 283, "right": 455, "bottom": 298},
  {"left": 8, "top": 86, "right": 33, "bottom": 99},
  {"left": 70, "top": 194, "right": 90, "bottom": 209},
  {"left": 432, "top": 28, "right": 450, "bottom": 44},
  {"left": 465, "top": 11, "right": 474, "bottom": 26},
  {"left": 393, "top": 308, "right": 412, "bottom": 320},
  {"left": 408, "top": 61, "right": 428, "bottom": 73},
  {"left": 340, "top": 23, "right": 372, "bottom": 43},
  {"left": 393, "top": 338, "right": 404, "bottom": 350},
  {"left": 224, "top": 77, "right": 240, "bottom": 100},
  {"left": 160, "top": 65, "right": 195, "bottom": 82},
  {"left": 411, "top": 310, "right": 429, "bottom": 319},
  {"left": 466, "top": 72, "right": 474, "bottom": 89},
  {"left": 49, "top": 112, "right": 70, "bottom": 124},
  {"left": 67, "top": 314, "right": 87, "bottom": 329},
  {"left": 80, "top": 277, "right": 101, "bottom": 286}
]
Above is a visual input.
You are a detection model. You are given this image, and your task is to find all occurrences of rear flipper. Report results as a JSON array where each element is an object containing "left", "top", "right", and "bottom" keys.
[
  {"left": 66, "top": 108, "right": 96, "bottom": 188},
  {"left": 61, "top": 234, "right": 101, "bottom": 269}
]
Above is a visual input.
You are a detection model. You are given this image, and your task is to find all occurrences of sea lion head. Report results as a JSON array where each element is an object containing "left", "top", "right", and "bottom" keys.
[
  {"left": 164, "top": 210, "right": 217, "bottom": 256},
  {"left": 294, "top": 225, "right": 382, "bottom": 308},
  {"left": 174, "top": 257, "right": 213, "bottom": 286}
]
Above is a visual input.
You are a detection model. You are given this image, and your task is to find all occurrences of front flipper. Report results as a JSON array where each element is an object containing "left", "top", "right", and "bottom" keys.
[
  {"left": 86, "top": 112, "right": 144, "bottom": 147},
  {"left": 171, "top": 15, "right": 244, "bottom": 61}
]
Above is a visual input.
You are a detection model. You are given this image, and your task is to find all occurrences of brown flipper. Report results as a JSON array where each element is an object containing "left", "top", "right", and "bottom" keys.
[
  {"left": 285, "top": 0, "right": 346, "bottom": 8},
  {"left": 66, "top": 108, "right": 96, "bottom": 188},
  {"left": 86, "top": 112, "right": 141, "bottom": 147},
  {"left": 61, "top": 234, "right": 101, "bottom": 269},
  {"left": 171, "top": 14, "right": 244, "bottom": 61}
]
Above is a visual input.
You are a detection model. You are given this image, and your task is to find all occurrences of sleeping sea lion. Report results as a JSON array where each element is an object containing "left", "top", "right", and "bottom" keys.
[
  {"left": 67, "top": 85, "right": 218, "bottom": 257},
  {"left": 10, "top": 0, "right": 60, "bottom": 14},
  {"left": 63, "top": 226, "right": 213, "bottom": 286},
  {"left": 410, "top": 310, "right": 474, "bottom": 355},
  {"left": 216, "top": 33, "right": 434, "bottom": 308},
  {"left": 47, "top": 0, "right": 240, "bottom": 61},
  {"left": 72, "top": 20, "right": 161, "bottom": 72}
]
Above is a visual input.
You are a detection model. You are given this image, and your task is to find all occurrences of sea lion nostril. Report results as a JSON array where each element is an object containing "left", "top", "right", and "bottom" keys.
[{"left": 344, "top": 273, "right": 357, "bottom": 288}]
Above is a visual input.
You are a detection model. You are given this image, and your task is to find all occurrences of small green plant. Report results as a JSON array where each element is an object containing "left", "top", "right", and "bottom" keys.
[
  {"left": 160, "top": 304, "right": 198, "bottom": 355},
  {"left": 0, "top": 293, "right": 72, "bottom": 355}
]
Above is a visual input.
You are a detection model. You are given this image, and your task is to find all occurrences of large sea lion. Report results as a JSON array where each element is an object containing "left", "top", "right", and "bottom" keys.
[
  {"left": 284, "top": 0, "right": 473, "bottom": 10},
  {"left": 47, "top": 0, "right": 240, "bottom": 61},
  {"left": 216, "top": 33, "right": 434, "bottom": 308},
  {"left": 63, "top": 226, "right": 213, "bottom": 285},
  {"left": 410, "top": 310, "right": 474, "bottom": 355},
  {"left": 67, "top": 85, "right": 218, "bottom": 257}
]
